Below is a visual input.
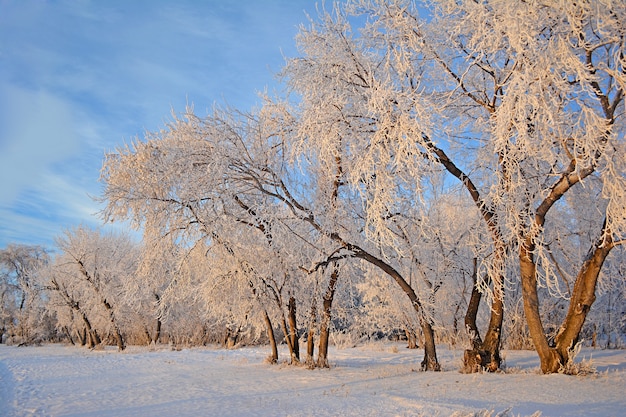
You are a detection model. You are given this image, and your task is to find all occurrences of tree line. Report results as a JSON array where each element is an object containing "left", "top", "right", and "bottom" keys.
[{"left": 1, "top": 0, "right": 625, "bottom": 374}]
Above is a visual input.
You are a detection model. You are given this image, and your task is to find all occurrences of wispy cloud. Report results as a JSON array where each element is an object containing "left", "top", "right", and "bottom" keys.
[{"left": 0, "top": 0, "right": 314, "bottom": 248}]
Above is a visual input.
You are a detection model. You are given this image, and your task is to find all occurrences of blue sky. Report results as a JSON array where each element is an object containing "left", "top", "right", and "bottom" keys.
[{"left": 0, "top": 0, "right": 317, "bottom": 249}]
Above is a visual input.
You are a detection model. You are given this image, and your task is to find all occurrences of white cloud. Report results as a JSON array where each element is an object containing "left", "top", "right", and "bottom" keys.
[
  {"left": 0, "top": 84, "right": 79, "bottom": 206},
  {"left": 0, "top": 0, "right": 314, "bottom": 248}
]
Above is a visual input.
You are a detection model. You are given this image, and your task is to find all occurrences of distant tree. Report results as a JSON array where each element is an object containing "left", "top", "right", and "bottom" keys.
[
  {"left": 0, "top": 244, "right": 51, "bottom": 344},
  {"left": 46, "top": 227, "right": 138, "bottom": 350}
]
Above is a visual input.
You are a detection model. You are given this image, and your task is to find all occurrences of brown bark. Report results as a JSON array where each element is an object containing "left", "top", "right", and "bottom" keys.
[
  {"left": 554, "top": 233, "right": 614, "bottom": 365},
  {"left": 76, "top": 260, "right": 125, "bottom": 351},
  {"left": 462, "top": 256, "right": 504, "bottom": 372},
  {"left": 405, "top": 328, "right": 418, "bottom": 349},
  {"left": 153, "top": 319, "right": 162, "bottom": 344},
  {"left": 263, "top": 310, "right": 278, "bottom": 364},
  {"left": 279, "top": 314, "right": 297, "bottom": 364},
  {"left": 88, "top": 327, "right": 101, "bottom": 349},
  {"left": 518, "top": 234, "right": 613, "bottom": 373},
  {"left": 464, "top": 258, "right": 484, "bottom": 351},
  {"left": 306, "top": 300, "right": 316, "bottom": 367},
  {"left": 271, "top": 172, "right": 439, "bottom": 369},
  {"left": 288, "top": 296, "right": 299, "bottom": 362},
  {"left": 102, "top": 298, "right": 125, "bottom": 351},
  {"left": 520, "top": 240, "right": 561, "bottom": 373},
  {"left": 317, "top": 267, "right": 339, "bottom": 368},
  {"left": 351, "top": 249, "right": 440, "bottom": 370},
  {"left": 427, "top": 139, "right": 506, "bottom": 371},
  {"left": 50, "top": 278, "right": 100, "bottom": 348}
]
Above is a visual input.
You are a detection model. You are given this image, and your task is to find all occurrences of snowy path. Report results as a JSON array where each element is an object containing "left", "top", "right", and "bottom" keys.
[{"left": 0, "top": 344, "right": 624, "bottom": 416}]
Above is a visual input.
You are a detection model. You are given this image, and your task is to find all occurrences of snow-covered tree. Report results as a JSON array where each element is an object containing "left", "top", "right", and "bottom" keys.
[
  {"left": 279, "top": 0, "right": 625, "bottom": 373},
  {"left": 0, "top": 244, "right": 52, "bottom": 344},
  {"left": 46, "top": 226, "right": 139, "bottom": 350},
  {"left": 100, "top": 108, "right": 324, "bottom": 362}
]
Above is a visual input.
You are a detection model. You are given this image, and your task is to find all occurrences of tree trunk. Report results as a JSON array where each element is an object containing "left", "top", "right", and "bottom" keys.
[
  {"left": 153, "top": 293, "right": 162, "bottom": 344},
  {"left": 78, "top": 311, "right": 100, "bottom": 348},
  {"left": 153, "top": 318, "right": 162, "bottom": 344},
  {"left": 554, "top": 234, "right": 614, "bottom": 365},
  {"left": 263, "top": 310, "right": 278, "bottom": 364},
  {"left": 480, "top": 294, "right": 503, "bottom": 371},
  {"left": 306, "top": 299, "right": 317, "bottom": 367},
  {"left": 76, "top": 327, "right": 86, "bottom": 346},
  {"left": 318, "top": 267, "right": 339, "bottom": 368},
  {"left": 63, "top": 326, "right": 75, "bottom": 345},
  {"left": 405, "top": 328, "right": 418, "bottom": 349},
  {"left": 288, "top": 296, "right": 299, "bottom": 362},
  {"left": 143, "top": 326, "right": 152, "bottom": 345},
  {"left": 463, "top": 257, "right": 503, "bottom": 373},
  {"left": 353, "top": 249, "right": 440, "bottom": 371},
  {"left": 520, "top": 223, "right": 615, "bottom": 374},
  {"left": 464, "top": 258, "right": 483, "bottom": 351},
  {"left": 279, "top": 314, "right": 297, "bottom": 364},
  {"left": 520, "top": 240, "right": 562, "bottom": 373},
  {"left": 88, "top": 327, "right": 101, "bottom": 349},
  {"left": 102, "top": 298, "right": 125, "bottom": 351}
]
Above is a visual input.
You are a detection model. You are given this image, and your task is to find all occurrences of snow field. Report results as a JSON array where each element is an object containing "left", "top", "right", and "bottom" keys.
[{"left": 0, "top": 343, "right": 625, "bottom": 417}]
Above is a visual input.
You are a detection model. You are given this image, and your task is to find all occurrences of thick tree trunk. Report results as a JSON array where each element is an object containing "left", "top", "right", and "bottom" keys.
[
  {"left": 480, "top": 295, "right": 503, "bottom": 371},
  {"left": 554, "top": 235, "right": 614, "bottom": 364},
  {"left": 288, "top": 296, "right": 299, "bottom": 362},
  {"left": 520, "top": 241, "right": 563, "bottom": 373},
  {"left": 318, "top": 267, "right": 339, "bottom": 368},
  {"left": 521, "top": 227, "right": 615, "bottom": 374},
  {"left": 263, "top": 310, "right": 278, "bottom": 364},
  {"left": 419, "top": 315, "right": 439, "bottom": 371},
  {"left": 464, "top": 288, "right": 483, "bottom": 351},
  {"left": 80, "top": 312, "right": 101, "bottom": 348}
]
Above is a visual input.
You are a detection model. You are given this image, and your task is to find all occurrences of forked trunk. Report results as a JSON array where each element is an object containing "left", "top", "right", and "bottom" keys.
[
  {"left": 521, "top": 230, "right": 614, "bottom": 373},
  {"left": 80, "top": 312, "right": 100, "bottom": 348},
  {"left": 77, "top": 327, "right": 87, "bottom": 346},
  {"left": 102, "top": 298, "right": 125, "bottom": 351},
  {"left": 463, "top": 258, "right": 504, "bottom": 373},
  {"left": 88, "top": 328, "right": 101, "bottom": 349}
]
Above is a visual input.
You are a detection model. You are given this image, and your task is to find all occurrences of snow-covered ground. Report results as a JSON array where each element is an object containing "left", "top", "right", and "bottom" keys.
[{"left": 0, "top": 343, "right": 624, "bottom": 417}]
